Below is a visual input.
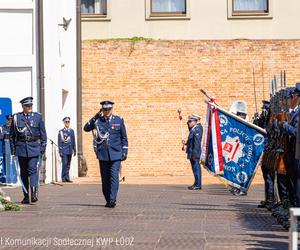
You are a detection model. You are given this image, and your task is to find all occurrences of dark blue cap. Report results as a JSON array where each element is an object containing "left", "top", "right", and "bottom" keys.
[
  {"left": 100, "top": 100, "right": 114, "bottom": 109},
  {"left": 5, "top": 114, "right": 13, "bottom": 120},
  {"left": 20, "top": 96, "right": 33, "bottom": 105},
  {"left": 286, "top": 87, "right": 295, "bottom": 99},
  {"left": 262, "top": 100, "right": 270, "bottom": 109},
  {"left": 63, "top": 117, "right": 70, "bottom": 122},
  {"left": 292, "top": 83, "right": 300, "bottom": 96}
]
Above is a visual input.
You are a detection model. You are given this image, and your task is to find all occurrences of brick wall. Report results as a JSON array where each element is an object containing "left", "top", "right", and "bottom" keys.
[{"left": 82, "top": 40, "right": 300, "bottom": 177}]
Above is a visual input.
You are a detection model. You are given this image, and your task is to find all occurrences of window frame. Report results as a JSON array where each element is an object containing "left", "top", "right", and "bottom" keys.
[
  {"left": 146, "top": 0, "right": 191, "bottom": 20},
  {"left": 227, "top": 0, "right": 273, "bottom": 19},
  {"left": 81, "top": 0, "right": 111, "bottom": 22}
]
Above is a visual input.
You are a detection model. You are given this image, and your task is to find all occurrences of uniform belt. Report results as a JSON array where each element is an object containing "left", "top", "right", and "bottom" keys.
[{"left": 18, "top": 136, "right": 40, "bottom": 142}]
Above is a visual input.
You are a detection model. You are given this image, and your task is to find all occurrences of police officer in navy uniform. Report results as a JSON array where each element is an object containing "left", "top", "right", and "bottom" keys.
[
  {"left": 254, "top": 100, "right": 276, "bottom": 208},
  {"left": 84, "top": 101, "right": 128, "bottom": 208},
  {"left": 58, "top": 117, "right": 76, "bottom": 183},
  {"left": 183, "top": 114, "right": 203, "bottom": 190},
  {"left": 10, "top": 97, "right": 47, "bottom": 204},
  {"left": 283, "top": 83, "right": 300, "bottom": 209}
]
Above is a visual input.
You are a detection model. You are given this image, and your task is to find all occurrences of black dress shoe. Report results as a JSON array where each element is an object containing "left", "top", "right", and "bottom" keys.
[
  {"left": 257, "top": 200, "right": 266, "bottom": 208},
  {"left": 31, "top": 187, "right": 38, "bottom": 203},
  {"left": 105, "top": 203, "right": 110, "bottom": 207},
  {"left": 62, "top": 180, "right": 67, "bottom": 183},
  {"left": 66, "top": 180, "right": 73, "bottom": 183},
  {"left": 233, "top": 190, "right": 247, "bottom": 196},
  {"left": 188, "top": 186, "right": 201, "bottom": 190},
  {"left": 108, "top": 201, "right": 116, "bottom": 208},
  {"left": 21, "top": 197, "right": 30, "bottom": 204}
]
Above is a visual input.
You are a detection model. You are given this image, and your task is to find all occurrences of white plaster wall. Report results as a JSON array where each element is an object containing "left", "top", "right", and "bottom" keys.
[
  {"left": 0, "top": 0, "right": 77, "bottom": 184},
  {"left": 82, "top": 0, "right": 300, "bottom": 40},
  {"left": 43, "top": 0, "right": 77, "bottom": 183}
]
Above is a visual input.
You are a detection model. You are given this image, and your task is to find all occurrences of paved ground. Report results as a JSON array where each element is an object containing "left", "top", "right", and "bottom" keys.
[{"left": 0, "top": 183, "right": 289, "bottom": 250}]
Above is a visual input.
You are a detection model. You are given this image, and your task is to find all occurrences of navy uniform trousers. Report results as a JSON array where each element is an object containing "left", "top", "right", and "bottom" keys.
[
  {"left": 18, "top": 156, "right": 39, "bottom": 196},
  {"left": 61, "top": 154, "right": 72, "bottom": 181},
  {"left": 261, "top": 164, "right": 275, "bottom": 198},
  {"left": 99, "top": 160, "right": 121, "bottom": 203},
  {"left": 190, "top": 159, "right": 201, "bottom": 188}
]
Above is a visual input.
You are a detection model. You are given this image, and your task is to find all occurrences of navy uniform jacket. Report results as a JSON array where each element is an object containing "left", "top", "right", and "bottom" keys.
[
  {"left": 58, "top": 128, "right": 76, "bottom": 155},
  {"left": 186, "top": 124, "right": 203, "bottom": 160},
  {"left": 84, "top": 115, "right": 128, "bottom": 161},
  {"left": 285, "top": 107, "right": 299, "bottom": 137},
  {"left": 10, "top": 112, "right": 47, "bottom": 157}
]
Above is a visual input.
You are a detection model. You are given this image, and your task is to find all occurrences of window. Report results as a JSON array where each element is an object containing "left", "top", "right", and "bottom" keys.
[
  {"left": 81, "top": 0, "right": 111, "bottom": 21},
  {"left": 146, "top": 0, "right": 190, "bottom": 20},
  {"left": 227, "top": 0, "right": 272, "bottom": 19},
  {"left": 151, "top": 0, "right": 186, "bottom": 16},
  {"left": 233, "top": 0, "right": 268, "bottom": 13},
  {"left": 81, "top": 0, "right": 107, "bottom": 15}
]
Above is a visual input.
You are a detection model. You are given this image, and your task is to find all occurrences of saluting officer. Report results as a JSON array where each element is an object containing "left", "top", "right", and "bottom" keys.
[
  {"left": 10, "top": 97, "right": 47, "bottom": 204},
  {"left": 58, "top": 117, "right": 76, "bottom": 183},
  {"left": 183, "top": 114, "right": 203, "bottom": 190},
  {"left": 84, "top": 101, "right": 128, "bottom": 208}
]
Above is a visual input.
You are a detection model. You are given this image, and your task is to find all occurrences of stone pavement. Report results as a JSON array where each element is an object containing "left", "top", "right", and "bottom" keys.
[{"left": 0, "top": 182, "right": 289, "bottom": 250}]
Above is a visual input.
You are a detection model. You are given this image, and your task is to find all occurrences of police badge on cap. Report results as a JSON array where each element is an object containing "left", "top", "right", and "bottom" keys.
[
  {"left": 100, "top": 100, "right": 114, "bottom": 109},
  {"left": 20, "top": 96, "right": 33, "bottom": 105}
]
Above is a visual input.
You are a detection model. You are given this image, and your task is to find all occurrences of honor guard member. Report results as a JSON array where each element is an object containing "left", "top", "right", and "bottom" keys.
[
  {"left": 254, "top": 100, "right": 276, "bottom": 208},
  {"left": 1, "top": 115, "right": 13, "bottom": 168},
  {"left": 283, "top": 83, "right": 300, "bottom": 208},
  {"left": 84, "top": 101, "right": 128, "bottom": 208},
  {"left": 183, "top": 114, "right": 203, "bottom": 190},
  {"left": 58, "top": 117, "right": 76, "bottom": 183},
  {"left": 10, "top": 97, "right": 47, "bottom": 204}
]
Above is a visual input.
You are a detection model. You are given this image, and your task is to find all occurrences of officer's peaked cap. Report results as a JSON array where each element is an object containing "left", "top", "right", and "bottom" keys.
[
  {"left": 100, "top": 100, "right": 114, "bottom": 109},
  {"left": 63, "top": 117, "right": 71, "bottom": 122},
  {"left": 292, "top": 83, "right": 300, "bottom": 96},
  {"left": 20, "top": 96, "right": 33, "bottom": 105},
  {"left": 188, "top": 115, "right": 199, "bottom": 121},
  {"left": 192, "top": 114, "right": 201, "bottom": 120},
  {"left": 286, "top": 87, "right": 295, "bottom": 99},
  {"left": 262, "top": 100, "right": 270, "bottom": 109}
]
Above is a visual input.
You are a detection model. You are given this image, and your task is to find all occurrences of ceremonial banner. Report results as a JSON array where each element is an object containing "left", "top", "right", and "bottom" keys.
[{"left": 201, "top": 101, "right": 266, "bottom": 190}]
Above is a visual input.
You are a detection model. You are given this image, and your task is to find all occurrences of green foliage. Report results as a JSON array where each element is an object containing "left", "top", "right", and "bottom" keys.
[
  {"left": 88, "top": 37, "right": 154, "bottom": 43},
  {"left": 4, "top": 201, "right": 21, "bottom": 211},
  {"left": 0, "top": 194, "right": 21, "bottom": 212}
]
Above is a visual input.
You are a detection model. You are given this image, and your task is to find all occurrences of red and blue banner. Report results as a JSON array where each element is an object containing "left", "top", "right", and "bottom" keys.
[{"left": 201, "top": 101, "right": 266, "bottom": 190}]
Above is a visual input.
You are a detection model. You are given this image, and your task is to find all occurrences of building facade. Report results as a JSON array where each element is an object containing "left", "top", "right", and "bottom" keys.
[
  {"left": 0, "top": 0, "right": 78, "bottom": 183},
  {"left": 80, "top": 0, "right": 300, "bottom": 177}
]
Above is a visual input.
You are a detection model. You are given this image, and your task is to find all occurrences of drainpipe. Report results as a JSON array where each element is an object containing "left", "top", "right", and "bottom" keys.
[
  {"left": 76, "top": 0, "right": 87, "bottom": 176},
  {"left": 38, "top": 0, "right": 45, "bottom": 116}
]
